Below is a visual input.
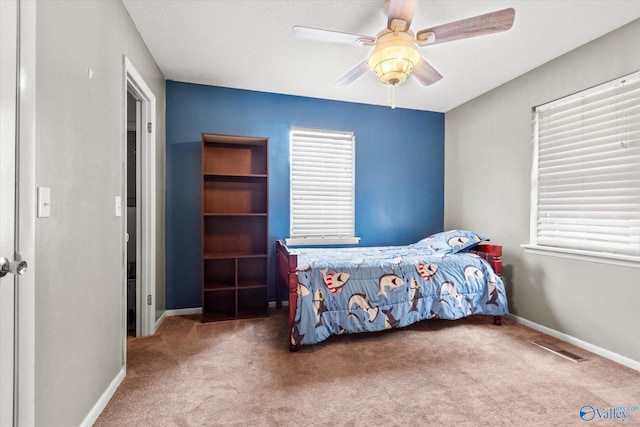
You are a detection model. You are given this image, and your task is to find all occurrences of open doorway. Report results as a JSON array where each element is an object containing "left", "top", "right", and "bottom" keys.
[
  {"left": 126, "top": 91, "right": 138, "bottom": 336},
  {"left": 123, "top": 56, "right": 157, "bottom": 343}
]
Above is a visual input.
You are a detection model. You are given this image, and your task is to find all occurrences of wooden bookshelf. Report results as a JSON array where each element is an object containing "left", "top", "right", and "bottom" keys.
[{"left": 201, "top": 133, "right": 269, "bottom": 322}]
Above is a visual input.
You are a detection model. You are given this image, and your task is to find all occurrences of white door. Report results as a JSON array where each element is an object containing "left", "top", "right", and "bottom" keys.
[
  {"left": 1, "top": 1, "right": 35, "bottom": 424},
  {"left": 1, "top": 0, "right": 20, "bottom": 424}
]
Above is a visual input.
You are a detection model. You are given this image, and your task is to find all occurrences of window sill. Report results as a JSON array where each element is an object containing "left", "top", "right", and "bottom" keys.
[
  {"left": 521, "top": 244, "right": 640, "bottom": 269},
  {"left": 285, "top": 237, "right": 361, "bottom": 246}
]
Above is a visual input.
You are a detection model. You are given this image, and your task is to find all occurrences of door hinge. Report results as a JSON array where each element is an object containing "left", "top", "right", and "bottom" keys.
[
  {"left": 147, "top": 295, "right": 152, "bottom": 306},
  {"left": 147, "top": 122, "right": 152, "bottom": 133}
]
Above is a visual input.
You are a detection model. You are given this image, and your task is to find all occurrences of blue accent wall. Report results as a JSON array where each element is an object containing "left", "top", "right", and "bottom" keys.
[{"left": 166, "top": 80, "right": 444, "bottom": 309}]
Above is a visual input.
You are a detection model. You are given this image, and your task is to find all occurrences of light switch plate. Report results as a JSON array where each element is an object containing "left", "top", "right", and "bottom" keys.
[
  {"left": 37, "top": 187, "right": 51, "bottom": 218},
  {"left": 115, "top": 196, "right": 122, "bottom": 217}
]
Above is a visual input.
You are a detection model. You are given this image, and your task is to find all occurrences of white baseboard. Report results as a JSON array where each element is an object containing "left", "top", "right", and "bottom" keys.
[
  {"left": 508, "top": 314, "right": 640, "bottom": 372},
  {"left": 80, "top": 366, "right": 125, "bottom": 427},
  {"left": 164, "top": 307, "right": 202, "bottom": 316},
  {"left": 155, "top": 310, "right": 167, "bottom": 330}
]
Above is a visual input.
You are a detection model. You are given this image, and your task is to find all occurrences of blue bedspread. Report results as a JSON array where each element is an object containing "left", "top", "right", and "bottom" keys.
[{"left": 290, "top": 244, "right": 508, "bottom": 346}]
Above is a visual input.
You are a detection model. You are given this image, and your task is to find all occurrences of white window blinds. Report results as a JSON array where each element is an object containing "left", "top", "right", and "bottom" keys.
[
  {"left": 532, "top": 71, "right": 640, "bottom": 257},
  {"left": 287, "top": 127, "right": 359, "bottom": 246}
]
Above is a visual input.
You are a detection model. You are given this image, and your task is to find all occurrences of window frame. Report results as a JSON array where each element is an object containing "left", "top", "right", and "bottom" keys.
[
  {"left": 523, "top": 70, "right": 640, "bottom": 268},
  {"left": 286, "top": 126, "right": 360, "bottom": 246}
]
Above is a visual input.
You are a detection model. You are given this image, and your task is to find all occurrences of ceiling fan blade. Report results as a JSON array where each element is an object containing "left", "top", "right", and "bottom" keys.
[
  {"left": 411, "top": 58, "right": 443, "bottom": 86},
  {"left": 334, "top": 61, "right": 370, "bottom": 86},
  {"left": 416, "top": 8, "right": 515, "bottom": 46},
  {"left": 292, "top": 26, "right": 375, "bottom": 46},
  {"left": 384, "top": 0, "right": 417, "bottom": 31}
]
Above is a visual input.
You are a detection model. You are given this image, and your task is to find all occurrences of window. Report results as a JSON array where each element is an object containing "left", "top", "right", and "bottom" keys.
[
  {"left": 528, "top": 71, "right": 640, "bottom": 260},
  {"left": 287, "top": 126, "right": 359, "bottom": 246}
]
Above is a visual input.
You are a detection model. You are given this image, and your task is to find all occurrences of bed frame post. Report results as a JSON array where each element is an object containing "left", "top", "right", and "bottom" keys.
[
  {"left": 276, "top": 240, "right": 300, "bottom": 351},
  {"left": 472, "top": 244, "right": 504, "bottom": 327},
  {"left": 275, "top": 241, "right": 283, "bottom": 310}
]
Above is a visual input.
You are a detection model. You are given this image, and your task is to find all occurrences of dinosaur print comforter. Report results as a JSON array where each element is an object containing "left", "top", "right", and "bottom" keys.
[{"left": 290, "top": 244, "right": 508, "bottom": 346}]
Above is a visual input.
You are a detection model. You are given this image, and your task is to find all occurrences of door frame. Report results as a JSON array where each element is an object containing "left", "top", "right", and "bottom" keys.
[
  {"left": 123, "top": 56, "right": 156, "bottom": 342},
  {"left": 17, "top": 1, "right": 35, "bottom": 424}
]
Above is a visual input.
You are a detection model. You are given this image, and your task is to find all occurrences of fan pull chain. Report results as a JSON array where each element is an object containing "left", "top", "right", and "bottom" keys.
[
  {"left": 391, "top": 84, "right": 396, "bottom": 109},
  {"left": 387, "top": 84, "right": 397, "bottom": 109}
]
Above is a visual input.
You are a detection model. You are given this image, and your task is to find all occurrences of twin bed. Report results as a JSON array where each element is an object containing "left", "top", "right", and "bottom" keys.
[{"left": 275, "top": 230, "right": 508, "bottom": 351}]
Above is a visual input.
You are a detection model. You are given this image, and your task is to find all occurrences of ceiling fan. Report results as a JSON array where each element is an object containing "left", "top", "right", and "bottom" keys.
[{"left": 292, "top": 0, "right": 515, "bottom": 89}]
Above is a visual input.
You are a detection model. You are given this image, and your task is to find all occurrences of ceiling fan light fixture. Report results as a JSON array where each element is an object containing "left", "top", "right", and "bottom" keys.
[{"left": 367, "top": 31, "right": 420, "bottom": 85}]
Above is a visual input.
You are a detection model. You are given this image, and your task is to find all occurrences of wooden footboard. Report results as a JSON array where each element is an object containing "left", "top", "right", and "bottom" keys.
[{"left": 275, "top": 240, "right": 504, "bottom": 351}]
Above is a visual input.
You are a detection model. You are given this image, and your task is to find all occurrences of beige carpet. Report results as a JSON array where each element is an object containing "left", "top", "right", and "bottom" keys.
[{"left": 95, "top": 310, "right": 640, "bottom": 426}]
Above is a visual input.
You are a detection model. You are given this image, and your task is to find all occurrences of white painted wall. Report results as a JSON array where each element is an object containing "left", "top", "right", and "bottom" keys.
[
  {"left": 445, "top": 19, "right": 640, "bottom": 364},
  {"left": 35, "top": 1, "right": 165, "bottom": 425}
]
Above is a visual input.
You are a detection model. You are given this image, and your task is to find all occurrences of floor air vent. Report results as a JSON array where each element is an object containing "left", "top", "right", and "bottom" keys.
[{"left": 534, "top": 341, "right": 586, "bottom": 362}]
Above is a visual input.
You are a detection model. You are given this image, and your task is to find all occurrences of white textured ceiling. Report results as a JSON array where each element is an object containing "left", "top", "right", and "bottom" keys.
[{"left": 122, "top": 0, "right": 640, "bottom": 112}]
